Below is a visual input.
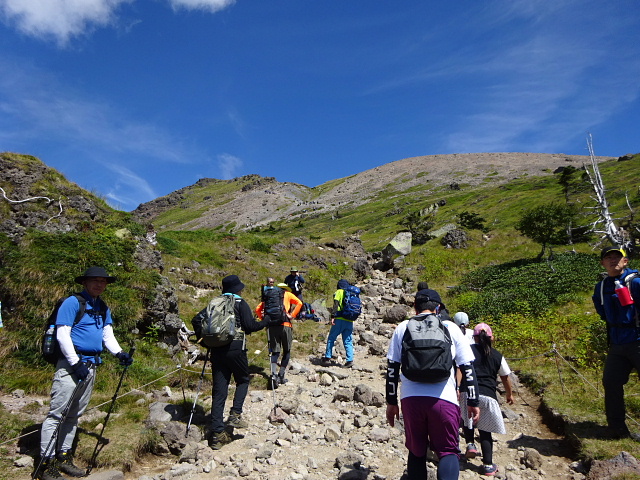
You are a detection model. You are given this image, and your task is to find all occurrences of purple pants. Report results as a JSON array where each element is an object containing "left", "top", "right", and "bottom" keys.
[{"left": 401, "top": 395, "right": 461, "bottom": 459}]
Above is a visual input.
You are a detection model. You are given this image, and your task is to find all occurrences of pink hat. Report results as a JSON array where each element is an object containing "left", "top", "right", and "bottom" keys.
[{"left": 473, "top": 323, "right": 493, "bottom": 337}]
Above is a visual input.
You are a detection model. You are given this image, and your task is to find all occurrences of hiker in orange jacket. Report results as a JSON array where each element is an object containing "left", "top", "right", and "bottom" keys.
[{"left": 255, "top": 280, "right": 302, "bottom": 387}]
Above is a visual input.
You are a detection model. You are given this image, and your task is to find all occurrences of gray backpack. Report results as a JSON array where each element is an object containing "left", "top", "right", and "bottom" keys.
[
  {"left": 401, "top": 314, "right": 453, "bottom": 383},
  {"left": 200, "top": 294, "right": 237, "bottom": 348}
]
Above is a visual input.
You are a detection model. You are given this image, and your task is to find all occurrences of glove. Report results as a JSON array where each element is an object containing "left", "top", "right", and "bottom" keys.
[
  {"left": 72, "top": 362, "right": 90, "bottom": 381},
  {"left": 116, "top": 351, "right": 133, "bottom": 366}
]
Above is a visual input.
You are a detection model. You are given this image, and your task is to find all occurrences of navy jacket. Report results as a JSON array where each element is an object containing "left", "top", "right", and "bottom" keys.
[{"left": 593, "top": 267, "right": 640, "bottom": 345}]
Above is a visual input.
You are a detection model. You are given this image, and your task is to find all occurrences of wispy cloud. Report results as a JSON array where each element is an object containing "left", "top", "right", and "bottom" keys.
[
  {"left": 217, "top": 153, "right": 242, "bottom": 180},
  {"left": 0, "top": 58, "right": 209, "bottom": 208},
  {"left": 104, "top": 163, "right": 157, "bottom": 208},
  {"left": 168, "top": 0, "right": 235, "bottom": 14},
  {"left": 0, "top": 0, "right": 234, "bottom": 44},
  {"left": 0, "top": 59, "right": 197, "bottom": 163}
]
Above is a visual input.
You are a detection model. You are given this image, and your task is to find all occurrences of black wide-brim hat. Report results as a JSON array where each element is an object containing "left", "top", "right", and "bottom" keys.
[
  {"left": 75, "top": 266, "right": 117, "bottom": 284},
  {"left": 222, "top": 274, "right": 245, "bottom": 294}
]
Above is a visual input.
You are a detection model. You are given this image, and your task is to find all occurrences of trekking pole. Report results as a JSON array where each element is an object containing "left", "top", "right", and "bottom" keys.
[
  {"left": 85, "top": 346, "right": 135, "bottom": 476},
  {"left": 32, "top": 379, "right": 85, "bottom": 479},
  {"left": 186, "top": 348, "right": 209, "bottom": 437}
]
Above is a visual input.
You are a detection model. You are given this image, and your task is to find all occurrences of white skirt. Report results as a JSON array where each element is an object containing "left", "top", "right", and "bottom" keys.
[{"left": 460, "top": 392, "right": 507, "bottom": 434}]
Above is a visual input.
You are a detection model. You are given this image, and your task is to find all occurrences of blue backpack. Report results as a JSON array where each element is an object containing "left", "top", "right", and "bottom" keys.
[{"left": 339, "top": 285, "right": 362, "bottom": 321}]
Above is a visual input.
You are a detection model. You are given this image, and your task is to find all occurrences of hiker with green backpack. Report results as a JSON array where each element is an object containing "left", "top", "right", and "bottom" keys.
[
  {"left": 191, "top": 275, "right": 267, "bottom": 450},
  {"left": 35, "top": 267, "right": 133, "bottom": 480}
]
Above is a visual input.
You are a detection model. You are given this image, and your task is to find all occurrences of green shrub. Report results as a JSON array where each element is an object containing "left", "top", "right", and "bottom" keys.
[{"left": 451, "top": 252, "right": 602, "bottom": 320}]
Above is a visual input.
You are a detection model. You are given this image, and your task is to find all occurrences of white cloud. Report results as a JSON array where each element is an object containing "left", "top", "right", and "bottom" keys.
[
  {"left": 168, "top": 0, "right": 235, "bottom": 13},
  {"left": 0, "top": 0, "right": 234, "bottom": 44},
  {"left": 217, "top": 153, "right": 242, "bottom": 180},
  {"left": 0, "top": 0, "right": 129, "bottom": 44}
]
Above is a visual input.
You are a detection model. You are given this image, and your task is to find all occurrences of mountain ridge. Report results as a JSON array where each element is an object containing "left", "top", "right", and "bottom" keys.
[{"left": 133, "top": 151, "right": 615, "bottom": 231}]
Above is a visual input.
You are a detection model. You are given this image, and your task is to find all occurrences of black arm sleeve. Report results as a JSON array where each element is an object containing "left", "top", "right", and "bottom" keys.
[
  {"left": 459, "top": 362, "right": 480, "bottom": 407},
  {"left": 386, "top": 360, "right": 401, "bottom": 405},
  {"left": 237, "top": 299, "right": 265, "bottom": 334}
]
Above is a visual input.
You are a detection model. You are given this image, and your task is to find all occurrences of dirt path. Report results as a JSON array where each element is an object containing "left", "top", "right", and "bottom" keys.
[{"left": 2, "top": 348, "right": 581, "bottom": 480}]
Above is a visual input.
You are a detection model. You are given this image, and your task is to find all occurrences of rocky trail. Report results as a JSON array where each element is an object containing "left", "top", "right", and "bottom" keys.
[
  {"left": 2, "top": 270, "right": 587, "bottom": 480},
  {"left": 3, "top": 342, "right": 583, "bottom": 480}
]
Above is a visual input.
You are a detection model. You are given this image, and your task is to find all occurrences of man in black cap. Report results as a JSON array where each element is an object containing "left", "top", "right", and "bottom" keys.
[
  {"left": 191, "top": 275, "right": 267, "bottom": 449},
  {"left": 386, "top": 288, "right": 479, "bottom": 480},
  {"left": 37, "top": 267, "right": 133, "bottom": 480},
  {"left": 593, "top": 246, "right": 640, "bottom": 440}
]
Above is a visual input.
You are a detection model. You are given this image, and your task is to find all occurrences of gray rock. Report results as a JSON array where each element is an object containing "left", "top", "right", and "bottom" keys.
[
  {"left": 587, "top": 451, "right": 640, "bottom": 480},
  {"left": 334, "top": 388, "right": 353, "bottom": 402},
  {"left": 148, "top": 402, "right": 185, "bottom": 423},
  {"left": 382, "top": 305, "right": 409, "bottom": 324},
  {"left": 353, "top": 384, "right": 373, "bottom": 405},
  {"left": 14, "top": 456, "right": 33, "bottom": 468},
  {"left": 369, "top": 427, "right": 390, "bottom": 442},
  {"left": 85, "top": 471, "right": 125, "bottom": 480},
  {"left": 520, "top": 447, "right": 542, "bottom": 470}
]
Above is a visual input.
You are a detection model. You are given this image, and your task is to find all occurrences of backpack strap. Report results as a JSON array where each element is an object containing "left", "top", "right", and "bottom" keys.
[{"left": 71, "top": 293, "right": 87, "bottom": 326}]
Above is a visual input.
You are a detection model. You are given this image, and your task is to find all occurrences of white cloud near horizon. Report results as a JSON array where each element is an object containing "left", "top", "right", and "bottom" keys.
[
  {"left": 217, "top": 153, "right": 242, "bottom": 180},
  {"left": 0, "top": 0, "right": 234, "bottom": 44}
]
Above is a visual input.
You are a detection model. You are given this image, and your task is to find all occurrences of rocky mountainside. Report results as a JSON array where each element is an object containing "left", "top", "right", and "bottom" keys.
[{"left": 132, "top": 152, "right": 615, "bottom": 231}]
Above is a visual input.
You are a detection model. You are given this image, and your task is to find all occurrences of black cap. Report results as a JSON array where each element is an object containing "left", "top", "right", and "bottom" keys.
[
  {"left": 415, "top": 288, "right": 442, "bottom": 305},
  {"left": 75, "top": 266, "right": 116, "bottom": 284},
  {"left": 222, "top": 275, "right": 245, "bottom": 294},
  {"left": 600, "top": 246, "right": 627, "bottom": 259}
]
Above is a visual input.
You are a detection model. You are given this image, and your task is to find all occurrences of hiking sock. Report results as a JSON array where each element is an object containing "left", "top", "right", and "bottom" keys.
[
  {"left": 280, "top": 351, "right": 291, "bottom": 369},
  {"left": 406, "top": 452, "right": 427, "bottom": 480},
  {"left": 270, "top": 359, "right": 278, "bottom": 375},
  {"left": 479, "top": 430, "right": 493, "bottom": 464},
  {"left": 463, "top": 426, "right": 475, "bottom": 444},
  {"left": 437, "top": 453, "right": 460, "bottom": 480}
]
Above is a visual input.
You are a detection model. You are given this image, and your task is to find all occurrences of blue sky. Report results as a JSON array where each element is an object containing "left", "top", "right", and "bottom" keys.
[{"left": 1, "top": 1, "right": 639, "bottom": 211}]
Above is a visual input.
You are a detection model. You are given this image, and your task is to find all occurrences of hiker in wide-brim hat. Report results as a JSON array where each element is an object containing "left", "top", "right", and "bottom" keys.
[
  {"left": 37, "top": 265, "right": 131, "bottom": 479},
  {"left": 75, "top": 266, "right": 117, "bottom": 284}
]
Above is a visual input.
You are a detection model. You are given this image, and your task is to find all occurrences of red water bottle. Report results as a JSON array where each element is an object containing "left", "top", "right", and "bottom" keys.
[{"left": 615, "top": 279, "right": 634, "bottom": 306}]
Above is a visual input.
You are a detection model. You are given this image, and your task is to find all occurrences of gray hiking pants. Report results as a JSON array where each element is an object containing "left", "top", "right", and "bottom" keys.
[{"left": 40, "top": 359, "right": 96, "bottom": 458}]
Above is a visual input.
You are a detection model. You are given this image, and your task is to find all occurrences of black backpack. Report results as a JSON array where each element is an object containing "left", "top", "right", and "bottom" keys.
[
  {"left": 262, "top": 286, "right": 286, "bottom": 326},
  {"left": 401, "top": 314, "right": 453, "bottom": 383},
  {"left": 42, "top": 294, "right": 90, "bottom": 364}
]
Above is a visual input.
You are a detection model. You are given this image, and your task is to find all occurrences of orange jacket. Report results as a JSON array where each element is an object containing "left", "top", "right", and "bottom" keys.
[{"left": 255, "top": 291, "right": 303, "bottom": 325}]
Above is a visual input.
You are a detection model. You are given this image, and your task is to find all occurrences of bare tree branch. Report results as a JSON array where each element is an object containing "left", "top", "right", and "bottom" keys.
[
  {"left": 583, "top": 134, "right": 626, "bottom": 249},
  {"left": 0, "top": 186, "right": 64, "bottom": 225}
]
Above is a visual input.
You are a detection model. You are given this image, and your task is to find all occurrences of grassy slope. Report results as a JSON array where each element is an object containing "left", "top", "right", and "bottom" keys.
[{"left": 2, "top": 153, "right": 640, "bottom": 475}]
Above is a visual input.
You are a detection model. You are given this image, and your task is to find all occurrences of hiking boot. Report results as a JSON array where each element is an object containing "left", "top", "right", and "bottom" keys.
[
  {"left": 481, "top": 463, "right": 498, "bottom": 476},
  {"left": 226, "top": 412, "right": 248, "bottom": 429},
  {"left": 270, "top": 374, "right": 279, "bottom": 390},
  {"left": 278, "top": 374, "right": 288, "bottom": 385},
  {"left": 36, "top": 459, "right": 70, "bottom": 480},
  {"left": 321, "top": 357, "right": 331, "bottom": 366},
  {"left": 208, "top": 430, "right": 232, "bottom": 450},
  {"left": 56, "top": 452, "right": 85, "bottom": 477},
  {"left": 465, "top": 443, "right": 479, "bottom": 459},
  {"left": 344, "top": 361, "right": 353, "bottom": 368}
]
